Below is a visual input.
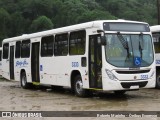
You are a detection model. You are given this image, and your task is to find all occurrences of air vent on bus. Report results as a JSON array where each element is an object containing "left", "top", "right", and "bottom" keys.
[
  {"left": 116, "top": 70, "right": 150, "bottom": 74},
  {"left": 121, "top": 81, "right": 148, "bottom": 88}
]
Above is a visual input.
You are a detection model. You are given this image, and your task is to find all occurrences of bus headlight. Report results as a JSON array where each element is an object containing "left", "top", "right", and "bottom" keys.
[{"left": 105, "top": 69, "right": 118, "bottom": 81}]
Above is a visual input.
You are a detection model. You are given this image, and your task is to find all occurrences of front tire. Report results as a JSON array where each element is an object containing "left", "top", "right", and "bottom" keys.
[
  {"left": 156, "top": 71, "right": 160, "bottom": 88},
  {"left": 21, "top": 72, "right": 31, "bottom": 89},
  {"left": 74, "top": 75, "right": 87, "bottom": 97}
]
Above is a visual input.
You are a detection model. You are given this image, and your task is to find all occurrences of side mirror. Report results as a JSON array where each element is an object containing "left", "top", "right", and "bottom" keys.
[
  {"left": 97, "top": 30, "right": 107, "bottom": 45},
  {"left": 97, "top": 36, "right": 106, "bottom": 45},
  {"left": 100, "top": 36, "right": 106, "bottom": 45}
]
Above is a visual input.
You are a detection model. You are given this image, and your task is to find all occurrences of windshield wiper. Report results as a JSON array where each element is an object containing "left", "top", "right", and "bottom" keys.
[
  {"left": 117, "top": 32, "right": 128, "bottom": 49},
  {"left": 139, "top": 33, "right": 144, "bottom": 58},
  {"left": 117, "top": 32, "right": 129, "bottom": 58}
]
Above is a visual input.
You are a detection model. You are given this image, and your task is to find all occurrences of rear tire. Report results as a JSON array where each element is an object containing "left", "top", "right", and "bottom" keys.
[
  {"left": 21, "top": 72, "right": 31, "bottom": 89},
  {"left": 74, "top": 75, "right": 87, "bottom": 97},
  {"left": 156, "top": 71, "right": 160, "bottom": 88}
]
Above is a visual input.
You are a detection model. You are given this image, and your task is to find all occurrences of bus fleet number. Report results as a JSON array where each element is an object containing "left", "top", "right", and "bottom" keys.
[
  {"left": 72, "top": 62, "right": 79, "bottom": 67},
  {"left": 141, "top": 75, "right": 148, "bottom": 80}
]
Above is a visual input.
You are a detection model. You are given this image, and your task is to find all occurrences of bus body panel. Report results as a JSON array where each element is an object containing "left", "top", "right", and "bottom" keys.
[
  {"left": 39, "top": 55, "right": 89, "bottom": 87},
  {"left": 14, "top": 58, "right": 31, "bottom": 82}
]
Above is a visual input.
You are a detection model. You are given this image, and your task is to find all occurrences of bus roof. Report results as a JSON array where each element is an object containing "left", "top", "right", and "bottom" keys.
[
  {"left": 3, "top": 20, "right": 148, "bottom": 43},
  {"left": 150, "top": 25, "right": 160, "bottom": 32}
]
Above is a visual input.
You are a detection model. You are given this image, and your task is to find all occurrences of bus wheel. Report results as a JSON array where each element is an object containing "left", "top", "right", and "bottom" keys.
[
  {"left": 74, "top": 75, "right": 86, "bottom": 97},
  {"left": 156, "top": 72, "right": 160, "bottom": 88},
  {"left": 114, "top": 91, "right": 126, "bottom": 95},
  {"left": 21, "top": 72, "right": 30, "bottom": 89}
]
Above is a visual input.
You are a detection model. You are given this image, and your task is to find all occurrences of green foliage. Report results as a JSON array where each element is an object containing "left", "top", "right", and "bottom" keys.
[
  {"left": 0, "top": 8, "right": 11, "bottom": 41},
  {"left": 10, "top": 12, "right": 26, "bottom": 36},
  {"left": 0, "top": 0, "right": 158, "bottom": 43},
  {"left": 77, "top": 10, "right": 116, "bottom": 23},
  {"left": 30, "top": 16, "right": 53, "bottom": 32}
]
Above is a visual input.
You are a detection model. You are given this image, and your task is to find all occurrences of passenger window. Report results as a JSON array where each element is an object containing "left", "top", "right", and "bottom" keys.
[
  {"left": 3, "top": 43, "right": 9, "bottom": 59},
  {"left": 153, "top": 33, "right": 160, "bottom": 53},
  {"left": 69, "top": 30, "right": 86, "bottom": 55},
  {"left": 41, "top": 36, "right": 54, "bottom": 57},
  {"left": 54, "top": 33, "right": 68, "bottom": 56},
  {"left": 15, "top": 41, "right": 21, "bottom": 58},
  {"left": 21, "top": 40, "right": 30, "bottom": 58}
]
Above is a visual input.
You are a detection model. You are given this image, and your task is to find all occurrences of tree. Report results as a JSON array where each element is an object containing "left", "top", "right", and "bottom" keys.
[
  {"left": 0, "top": 0, "right": 158, "bottom": 42},
  {"left": 52, "top": 0, "right": 88, "bottom": 27},
  {"left": 0, "top": 8, "right": 11, "bottom": 42},
  {"left": 30, "top": 16, "right": 54, "bottom": 33},
  {"left": 77, "top": 9, "right": 116, "bottom": 23},
  {"left": 10, "top": 12, "right": 26, "bottom": 36}
]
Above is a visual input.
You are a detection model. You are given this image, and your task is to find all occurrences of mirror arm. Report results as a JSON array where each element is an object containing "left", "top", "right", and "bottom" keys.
[{"left": 97, "top": 30, "right": 105, "bottom": 36}]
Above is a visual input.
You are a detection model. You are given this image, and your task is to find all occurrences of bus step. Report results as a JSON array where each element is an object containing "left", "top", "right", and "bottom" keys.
[{"left": 32, "top": 82, "right": 40, "bottom": 85}]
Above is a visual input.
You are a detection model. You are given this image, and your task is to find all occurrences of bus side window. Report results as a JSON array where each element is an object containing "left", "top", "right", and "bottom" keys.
[
  {"left": 54, "top": 33, "right": 68, "bottom": 56},
  {"left": 3, "top": 43, "right": 9, "bottom": 59},
  {"left": 15, "top": 41, "right": 21, "bottom": 58},
  {"left": 153, "top": 33, "right": 160, "bottom": 53},
  {"left": 41, "top": 35, "right": 54, "bottom": 57},
  {"left": 69, "top": 30, "right": 86, "bottom": 55},
  {"left": 21, "top": 40, "right": 30, "bottom": 58}
]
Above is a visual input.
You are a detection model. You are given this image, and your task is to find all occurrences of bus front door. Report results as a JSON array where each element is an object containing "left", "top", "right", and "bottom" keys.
[
  {"left": 89, "top": 35, "right": 102, "bottom": 89},
  {"left": 10, "top": 46, "right": 14, "bottom": 80},
  {"left": 31, "top": 42, "right": 40, "bottom": 83}
]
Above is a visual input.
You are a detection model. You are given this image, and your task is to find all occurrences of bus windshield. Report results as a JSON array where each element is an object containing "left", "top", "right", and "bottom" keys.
[{"left": 105, "top": 34, "right": 154, "bottom": 68}]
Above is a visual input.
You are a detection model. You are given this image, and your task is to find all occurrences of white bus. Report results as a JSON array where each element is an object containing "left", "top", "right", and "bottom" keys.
[
  {"left": 2, "top": 20, "right": 155, "bottom": 97},
  {"left": 0, "top": 47, "right": 2, "bottom": 75},
  {"left": 150, "top": 25, "right": 160, "bottom": 88}
]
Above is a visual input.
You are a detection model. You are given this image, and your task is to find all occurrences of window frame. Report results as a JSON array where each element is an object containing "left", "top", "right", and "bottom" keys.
[
  {"left": 152, "top": 32, "right": 160, "bottom": 53},
  {"left": 3, "top": 43, "right": 9, "bottom": 59},
  {"left": 41, "top": 35, "right": 54, "bottom": 57},
  {"left": 15, "top": 41, "right": 21, "bottom": 58},
  {"left": 69, "top": 30, "right": 86, "bottom": 55},
  {"left": 21, "top": 39, "right": 30, "bottom": 58},
  {"left": 54, "top": 33, "right": 69, "bottom": 56}
]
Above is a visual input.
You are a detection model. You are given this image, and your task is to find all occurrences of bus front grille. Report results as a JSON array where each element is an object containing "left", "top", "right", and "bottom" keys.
[
  {"left": 121, "top": 81, "right": 148, "bottom": 88},
  {"left": 116, "top": 70, "right": 150, "bottom": 74}
]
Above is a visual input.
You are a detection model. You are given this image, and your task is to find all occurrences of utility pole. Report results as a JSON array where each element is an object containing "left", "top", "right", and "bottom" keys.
[{"left": 158, "top": 0, "right": 160, "bottom": 24}]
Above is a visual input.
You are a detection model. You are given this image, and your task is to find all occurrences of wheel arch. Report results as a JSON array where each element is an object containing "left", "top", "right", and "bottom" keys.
[
  {"left": 156, "top": 66, "right": 160, "bottom": 88},
  {"left": 70, "top": 70, "right": 82, "bottom": 90},
  {"left": 156, "top": 66, "right": 160, "bottom": 73},
  {"left": 20, "top": 69, "right": 26, "bottom": 79},
  {"left": 20, "top": 69, "right": 32, "bottom": 89}
]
